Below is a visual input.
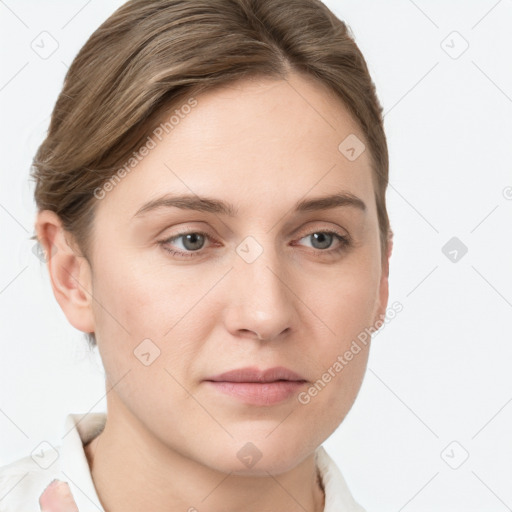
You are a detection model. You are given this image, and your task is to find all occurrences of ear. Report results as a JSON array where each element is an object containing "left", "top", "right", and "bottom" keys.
[
  {"left": 34, "top": 210, "right": 95, "bottom": 335},
  {"left": 373, "top": 232, "right": 393, "bottom": 326}
]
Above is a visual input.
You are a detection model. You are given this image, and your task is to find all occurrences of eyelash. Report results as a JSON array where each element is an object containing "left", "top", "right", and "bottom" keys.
[{"left": 158, "top": 228, "right": 351, "bottom": 259}]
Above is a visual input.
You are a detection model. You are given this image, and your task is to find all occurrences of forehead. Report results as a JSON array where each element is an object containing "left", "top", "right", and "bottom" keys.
[{"left": 95, "top": 72, "right": 374, "bottom": 221}]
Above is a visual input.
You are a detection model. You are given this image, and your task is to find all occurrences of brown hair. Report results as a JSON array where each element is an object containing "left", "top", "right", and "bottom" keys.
[{"left": 31, "top": 0, "right": 392, "bottom": 348}]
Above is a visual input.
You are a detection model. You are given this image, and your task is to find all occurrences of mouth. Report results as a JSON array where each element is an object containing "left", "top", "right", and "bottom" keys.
[{"left": 203, "top": 366, "right": 308, "bottom": 406}]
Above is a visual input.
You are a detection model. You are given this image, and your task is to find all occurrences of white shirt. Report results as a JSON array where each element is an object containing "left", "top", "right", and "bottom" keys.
[{"left": 0, "top": 412, "right": 366, "bottom": 511}]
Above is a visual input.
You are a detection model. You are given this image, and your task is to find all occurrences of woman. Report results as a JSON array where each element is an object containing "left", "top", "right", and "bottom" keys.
[{"left": 1, "top": 0, "right": 392, "bottom": 510}]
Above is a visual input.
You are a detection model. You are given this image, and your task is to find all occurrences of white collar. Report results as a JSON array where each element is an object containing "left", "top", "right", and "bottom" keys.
[{"left": 60, "top": 412, "right": 105, "bottom": 511}]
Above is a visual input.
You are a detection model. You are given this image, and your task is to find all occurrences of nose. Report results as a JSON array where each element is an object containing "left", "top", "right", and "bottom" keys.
[{"left": 222, "top": 238, "right": 299, "bottom": 342}]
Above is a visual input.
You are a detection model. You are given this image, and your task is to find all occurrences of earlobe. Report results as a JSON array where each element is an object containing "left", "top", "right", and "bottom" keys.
[{"left": 34, "top": 210, "right": 95, "bottom": 335}]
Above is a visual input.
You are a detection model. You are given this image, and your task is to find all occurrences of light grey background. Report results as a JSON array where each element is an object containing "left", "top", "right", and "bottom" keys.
[{"left": 1, "top": 1, "right": 511, "bottom": 511}]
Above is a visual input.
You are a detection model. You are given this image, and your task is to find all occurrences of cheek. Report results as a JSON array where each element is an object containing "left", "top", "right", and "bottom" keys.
[
  {"left": 298, "top": 256, "right": 379, "bottom": 418},
  {"left": 89, "top": 263, "right": 197, "bottom": 413},
  {"left": 299, "top": 312, "right": 371, "bottom": 437},
  {"left": 314, "top": 257, "right": 381, "bottom": 346},
  {"left": 88, "top": 253, "right": 167, "bottom": 377},
  {"left": 90, "top": 253, "right": 211, "bottom": 374},
  {"left": 91, "top": 249, "right": 176, "bottom": 333}
]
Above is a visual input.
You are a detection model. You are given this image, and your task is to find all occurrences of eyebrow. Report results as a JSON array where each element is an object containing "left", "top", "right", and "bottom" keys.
[{"left": 132, "top": 191, "right": 366, "bottom": 218}]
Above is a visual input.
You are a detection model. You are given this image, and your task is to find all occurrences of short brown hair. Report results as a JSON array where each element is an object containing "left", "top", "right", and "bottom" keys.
[{"left": 31, "top": 0, "right": 392, "bottom": 348}]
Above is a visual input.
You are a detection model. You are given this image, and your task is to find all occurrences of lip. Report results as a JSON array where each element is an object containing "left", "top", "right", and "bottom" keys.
[
  {"left": 204, "top": 366, "right": 308, "bottom": 406},
  {"left": 205, "top": 366, "right": 307, "bottom": 383}
]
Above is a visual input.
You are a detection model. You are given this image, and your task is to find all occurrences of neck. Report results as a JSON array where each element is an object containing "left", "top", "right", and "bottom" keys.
[{"left": 84, "top": 393, "right": 325, "bottom": 512}]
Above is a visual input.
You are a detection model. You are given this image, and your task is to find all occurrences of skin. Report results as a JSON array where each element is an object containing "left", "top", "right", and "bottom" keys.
[
  {"left": 39, "top": 480, "right": 78, "bottom": 512},
  {"left": 36, "top": 70, "right": 391, "bottom": 512}
]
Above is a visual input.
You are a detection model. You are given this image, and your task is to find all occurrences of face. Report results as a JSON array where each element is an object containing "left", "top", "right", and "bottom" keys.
[{"left": 54, "top": 71, "right": 389, "bottom": 475}]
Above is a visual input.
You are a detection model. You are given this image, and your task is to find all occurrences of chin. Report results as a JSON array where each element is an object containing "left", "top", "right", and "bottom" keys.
[{"left": 202, "top": 436, "right": 313, "bottom": 476}]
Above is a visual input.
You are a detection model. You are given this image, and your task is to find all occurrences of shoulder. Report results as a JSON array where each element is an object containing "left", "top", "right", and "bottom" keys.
[{"left": 0, "top": 449, "right": 62, "bottom": 512}]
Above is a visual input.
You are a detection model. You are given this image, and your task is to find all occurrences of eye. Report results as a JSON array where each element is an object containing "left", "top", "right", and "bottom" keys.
[
  {"left": 158, "top": 230, "right": 215, "bottom": 258},
  {"left": 294, "top": 229, "right": 351, "bottom": 255}
]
